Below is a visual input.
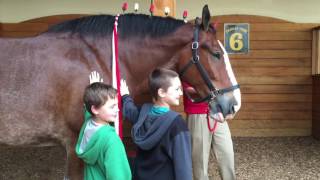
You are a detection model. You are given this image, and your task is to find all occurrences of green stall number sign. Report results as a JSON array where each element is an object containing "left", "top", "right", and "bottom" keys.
[{"left": 224, "top": 23, "right": 249, "bottom": 54}]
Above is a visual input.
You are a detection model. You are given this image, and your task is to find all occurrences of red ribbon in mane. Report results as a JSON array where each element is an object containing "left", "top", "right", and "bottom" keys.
[{"left": 113, "top": 15, "right": 123, "bottom": 139}]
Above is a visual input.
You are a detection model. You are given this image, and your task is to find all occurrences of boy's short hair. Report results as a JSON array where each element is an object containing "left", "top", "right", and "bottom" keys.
[
  {"left": 83, "top": 82, "right": 117, "bottom": 116},
  {"left": 148, "top": 68, "right": 179, "bottom": 100}
]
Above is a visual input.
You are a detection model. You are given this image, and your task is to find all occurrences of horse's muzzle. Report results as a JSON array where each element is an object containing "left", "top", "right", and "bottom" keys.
[{"left": 209, "top": 93, "right": 238, "bottom": 120}]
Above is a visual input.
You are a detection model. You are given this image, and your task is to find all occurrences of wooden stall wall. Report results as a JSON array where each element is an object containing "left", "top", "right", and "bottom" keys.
[
  {"left": 0, "top": 15, "right": 318, "bottom": 137},
  {"left": 211, "top": 15, "right": 318, "bottom": 137},
  {"left": 0, "top": 15, "right": 85, "bottom": 37}
]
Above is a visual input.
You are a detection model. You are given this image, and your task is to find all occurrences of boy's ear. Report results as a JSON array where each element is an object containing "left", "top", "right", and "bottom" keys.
[
  {"left": 158, "top": 88, "right": 166, "bottom": 98},
  {"left": 91, "top": 105, "right": 99, "bottom": 115}
]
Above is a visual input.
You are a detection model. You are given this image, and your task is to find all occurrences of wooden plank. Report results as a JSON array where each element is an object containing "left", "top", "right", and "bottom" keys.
[
  {"left": 0, "top": 31, "right": 40, "bottom": 37},
  {"left": 241, "top": 84, "right": 312, "bottom": 94},
  {"left": 249, "top": 23, "right": 319, "bottom": 32},
  {"left": 250, "top": 32, "right": 312, "bottom": 41},
  {"left": 229, "top": 120, "right": 311, "bottom": 129},
  {"left": 218, "top": 31, "right": 312, "bottom": 40},
  {"left": 234, "top": 67, "right": 311, "bottom": 76},
  {"left": 237, "top": 76, "right": 312, "bottom": 85},
  {"left": 211, "top": 15, "right": 291, "bottom": 23},
  {"left": 250, "top": 41, "right": 311, "bottom": 50},
  {"left": 231, "top": 58, "right": 311, "bottom": 67},
  {"left": 242, "top": 94, "right": 311, "bottom": 103},
  {"left": 246, "top": 23, "right": 317, "bottom": 32},
  {"left": 241, "top": 102, "right": 311, "bottom": 111},
  {"left": 229, "top": 50, "right": 311, "bottom": 59},
  {"left": 235, "top": 110, "right": 311, "bottom": 120},
  {"left": 230, "top": 128, "right": 311, "bottom": 137},
  {"left": 1, "top": 23, "right": 48, "bottom": 32},
  {"left": 216, "top": 23, "right": 319, "bottom": 32},
  {"left": 23, "top": 14, "right": 87, "bottom": 24}
]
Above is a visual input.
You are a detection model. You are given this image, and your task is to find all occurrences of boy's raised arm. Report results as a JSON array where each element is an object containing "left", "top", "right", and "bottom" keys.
[{"left": 121, "top": 79, "right": 140, "bottom": 124}]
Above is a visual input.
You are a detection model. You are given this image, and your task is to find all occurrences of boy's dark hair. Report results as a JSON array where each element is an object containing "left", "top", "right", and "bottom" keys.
[
  {"left": 148, "top": 68, "right": 179, "bottom": 100},
  {"left": 83, "top": 82, "right": 117, "bottom": 116}
]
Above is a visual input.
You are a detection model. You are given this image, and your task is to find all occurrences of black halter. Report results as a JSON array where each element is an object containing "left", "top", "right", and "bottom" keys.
[{"left": 179, "top": 19, "right": 240, "bottom": 103}]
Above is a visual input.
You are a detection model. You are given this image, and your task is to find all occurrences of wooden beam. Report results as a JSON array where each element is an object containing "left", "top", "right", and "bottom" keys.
[
  {"left": 153, "top": 0, "right": 176, "bottom": 17},
  {"left": 312, "top": 27, "right": 320, "bottom": 75}
]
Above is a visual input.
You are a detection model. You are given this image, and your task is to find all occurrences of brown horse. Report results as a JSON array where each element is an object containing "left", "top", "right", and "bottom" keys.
[{"left": 0, "top": 5, "right": 240, "bottom": 179}]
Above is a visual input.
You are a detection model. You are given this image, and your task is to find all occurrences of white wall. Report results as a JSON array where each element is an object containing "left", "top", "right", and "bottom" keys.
[{"left": 0, "top": 0, "right": 319, "bottom": 23}]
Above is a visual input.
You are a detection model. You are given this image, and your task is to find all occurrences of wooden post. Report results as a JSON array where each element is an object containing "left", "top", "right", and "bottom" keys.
[
  {"left": 312, "top": 27, "right": 320, "bottom": 139},
  {"left": 153, "top": 0, "right": 176, "bottom": 17},
  {"left": 312, "top": 27, "right": 320, "bottom": 75},
  {"left": 313, "top": 75, "right": 320, "bottom": 139}
]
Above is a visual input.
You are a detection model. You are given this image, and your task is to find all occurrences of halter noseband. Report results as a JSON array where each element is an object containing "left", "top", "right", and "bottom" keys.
[{"left": 179, "top": 18, "right": 240, "bottom": 103}]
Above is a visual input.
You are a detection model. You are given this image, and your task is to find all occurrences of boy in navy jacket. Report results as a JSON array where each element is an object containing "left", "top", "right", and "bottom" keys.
[{"left": 121, "top": 68, "right": 192, "bottom": 180}]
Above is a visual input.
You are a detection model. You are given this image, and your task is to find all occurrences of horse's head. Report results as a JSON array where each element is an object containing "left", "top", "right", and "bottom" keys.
[{"left": 179, "top": 5, "right": 241, "bottom": 122}]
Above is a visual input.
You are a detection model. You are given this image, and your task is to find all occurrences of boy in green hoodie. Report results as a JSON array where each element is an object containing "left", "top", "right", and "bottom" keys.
[{"left": 75, "top": 74, "right": 131, "bottom": 180}]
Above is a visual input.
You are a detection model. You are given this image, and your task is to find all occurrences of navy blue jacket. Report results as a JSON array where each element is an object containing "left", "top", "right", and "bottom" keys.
[{"left": 122, "top": 95, "right": 192, "bottom": 180}]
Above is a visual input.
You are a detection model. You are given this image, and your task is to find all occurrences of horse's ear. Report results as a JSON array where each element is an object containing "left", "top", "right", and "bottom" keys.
[{"left": 201, "top": 5, "right": 211, "bottom": 31}]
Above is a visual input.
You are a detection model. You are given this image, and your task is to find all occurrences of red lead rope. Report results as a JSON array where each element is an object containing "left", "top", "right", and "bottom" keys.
[{"left": 206, "top": 108, "right": 218, "bottom": 133}]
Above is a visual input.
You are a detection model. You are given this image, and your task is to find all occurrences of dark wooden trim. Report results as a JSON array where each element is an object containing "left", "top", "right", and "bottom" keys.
[{"left": 312, "top": 75, "right": 320, "bottom": 139}]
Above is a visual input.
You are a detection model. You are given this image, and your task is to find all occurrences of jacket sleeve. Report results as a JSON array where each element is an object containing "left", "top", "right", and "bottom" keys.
[
  {"left": 171, "top": 117, "right": 193, "bottom": 180},
  {"left": 104, "top": 135, "right": 132, "bottom": 180},
  {"left": 122, "top": 95, "right": 140, "bottom": 124}
]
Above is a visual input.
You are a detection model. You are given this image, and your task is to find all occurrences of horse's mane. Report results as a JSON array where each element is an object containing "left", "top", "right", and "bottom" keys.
[{"left": 46, "top": 13, "right": 186, "bottom": 38}]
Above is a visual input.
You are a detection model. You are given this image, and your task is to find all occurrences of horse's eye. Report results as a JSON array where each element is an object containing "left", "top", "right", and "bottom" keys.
[{"left": 212, "top": 52, "right": 221, "bottom": 60}]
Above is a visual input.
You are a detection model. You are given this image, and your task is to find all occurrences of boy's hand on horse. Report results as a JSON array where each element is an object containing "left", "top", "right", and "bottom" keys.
[
  {"left": 89, "top": 71, "right": 103, "bottom": 84},
  {"left": 88, "top": 71, "right": 129, "bottom": 96},
  {"left": 120, "top": 79, "right": 130, "bottom": 96}
]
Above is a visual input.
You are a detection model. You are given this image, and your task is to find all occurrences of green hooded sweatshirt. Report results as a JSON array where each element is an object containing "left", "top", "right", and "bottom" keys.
[{"left": 75, "top": 117, "right": 131, "bottom": 180}]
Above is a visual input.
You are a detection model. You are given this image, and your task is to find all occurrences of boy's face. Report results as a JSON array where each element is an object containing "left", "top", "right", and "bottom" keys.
[
  {"left": 93, "top": 97, "right": 119, "bottom": 123},
  {"left": 160, "top": 77, "right": 183, "bottom": 106}
]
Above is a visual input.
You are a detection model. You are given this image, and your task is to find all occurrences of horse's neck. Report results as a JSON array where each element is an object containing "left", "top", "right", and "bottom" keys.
[
  {"left": 122, "top": 24, "right": 193, "bottom": 67},
  {"left": 119, "top": 24, "right": 193, "bottom": 96}
]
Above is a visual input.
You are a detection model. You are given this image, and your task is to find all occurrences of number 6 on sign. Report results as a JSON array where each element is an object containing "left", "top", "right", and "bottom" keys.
[
  {"left": 224, "top": 23, "right": 249, "bottom": 54},
  {"left": 229, "top": 33, "right": 243, "bottom": 51}
]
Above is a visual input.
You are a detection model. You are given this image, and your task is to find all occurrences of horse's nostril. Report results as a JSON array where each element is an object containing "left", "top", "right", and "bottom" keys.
[
  {"left": 229, "top": 97, "right": 238, "bottom": 114},
  {"left": 230, "top": 106, "right": 235, "bottom": 114}
]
